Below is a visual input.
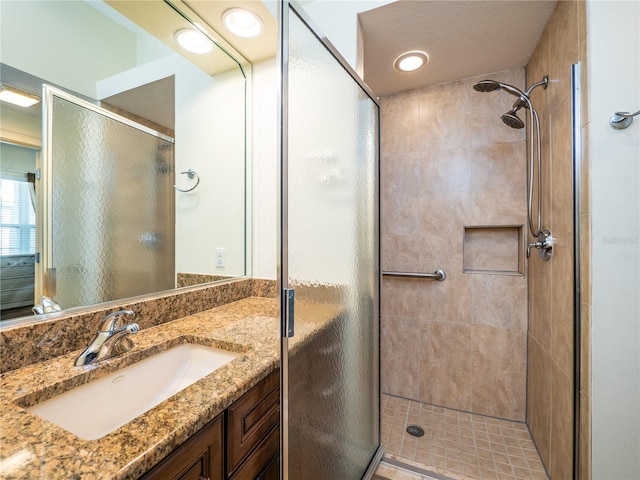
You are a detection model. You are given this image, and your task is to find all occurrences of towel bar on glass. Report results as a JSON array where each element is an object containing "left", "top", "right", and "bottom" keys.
[{"left": 382, "top": 270, "right": 446, "bottom": 281}]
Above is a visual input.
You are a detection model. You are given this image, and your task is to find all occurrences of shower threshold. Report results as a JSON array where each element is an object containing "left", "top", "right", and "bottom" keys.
[
  {"left": 380, "top": 394, "right": 549, "bottom": 480},
  {"left": 375, "top": 457, "right": 455, "bottom": 480}
]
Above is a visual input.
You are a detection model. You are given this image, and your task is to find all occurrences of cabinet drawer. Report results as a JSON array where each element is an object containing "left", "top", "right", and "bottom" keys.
[
  {"left": 141, "top": 414, "right": 223, "bottom": 480},
  {"left": 0, "top": 264, "right": 35, "bottom": 279},
  {"left": 229, "top": 426, "right": 279, "bottom": 480},
  {"left": 227, "top": 370, "right": 279, "bottom": 475}
]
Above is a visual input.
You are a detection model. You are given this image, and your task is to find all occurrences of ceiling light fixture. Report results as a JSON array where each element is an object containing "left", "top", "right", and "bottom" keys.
[
  {"left": 394, "top": 51, "right": 429, "bottom": 72},
  {"left": 174, "top": 28, "right": 214, "bottom": 54},
  {"left": 0, "top": 85, "right": 40, "bottom": 108},
  {"left": 222, "top": 8, "right": 263, "bottom": 38}
]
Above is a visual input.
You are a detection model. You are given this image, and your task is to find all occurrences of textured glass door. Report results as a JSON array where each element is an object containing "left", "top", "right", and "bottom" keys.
[
  {"left": 42, "top": 86, "right": 175, "bottom": 309},
  {"left": 279, "top": 3, "right": 381, "bottom": 479}
]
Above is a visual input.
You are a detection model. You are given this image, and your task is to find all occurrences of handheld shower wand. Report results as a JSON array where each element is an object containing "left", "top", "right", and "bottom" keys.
[{"left": 472, "top": 76, "right": 553, "bottom": 260}]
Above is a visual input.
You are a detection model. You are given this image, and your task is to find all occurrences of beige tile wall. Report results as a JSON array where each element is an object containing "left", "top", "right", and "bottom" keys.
[
  {"left": 525, "top": 1, "right": 589, "bottom": 478},
  {"left": 381, "top": 68, "right": 528, "bottom": 422}
]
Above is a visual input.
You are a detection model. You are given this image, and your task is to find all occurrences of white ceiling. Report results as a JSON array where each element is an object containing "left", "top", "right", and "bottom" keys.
[{"left": 359, "top": 0, "right": 558, "bottom": 96}]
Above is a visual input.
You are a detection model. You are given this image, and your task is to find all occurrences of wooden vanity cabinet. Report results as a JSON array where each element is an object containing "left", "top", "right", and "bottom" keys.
[
  {"left": 227, "top": 370, "right": 279, "bottom": 478},
  {"left": 141, "top": 414, "right": 224, "bottom": 480},
  {"left": 140, "top": 370, "right": 280, "bottom": 480}
]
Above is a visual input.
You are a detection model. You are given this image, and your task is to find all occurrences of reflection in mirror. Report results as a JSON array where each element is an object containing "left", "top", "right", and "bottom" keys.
[
  {"left": 0, "top": 143, "right": 38, "bottom": 318},
  {"left": 0, "top": 0, "right": 249, "bottom": 324},
  {"left": 43, "top": 86, "right": 177, "bottom": 310}
]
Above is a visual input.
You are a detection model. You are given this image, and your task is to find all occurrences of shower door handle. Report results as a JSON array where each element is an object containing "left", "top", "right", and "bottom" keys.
[{"left": 282, "top": 288, "right": 295, "bottom": 338}]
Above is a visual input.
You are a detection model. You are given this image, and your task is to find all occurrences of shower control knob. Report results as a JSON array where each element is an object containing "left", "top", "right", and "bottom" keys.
[
  {"left": 527, "top": 241, "right": 542, "bottom": 258},
  {"left": 527, "top": 229, "right": 553, "bottom": 261}
]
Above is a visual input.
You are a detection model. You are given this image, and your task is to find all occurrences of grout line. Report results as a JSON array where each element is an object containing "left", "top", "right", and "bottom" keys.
[
  {"left": 383, "top": 393, "right": 529, "bottom": 426},
  {"left": 380, "top": 394, "right": 549, "bottom": 480}
]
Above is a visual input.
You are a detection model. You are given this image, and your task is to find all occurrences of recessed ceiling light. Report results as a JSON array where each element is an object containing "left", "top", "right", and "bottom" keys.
[
  {"left": 394, "top": 51, "right": 429, "bottom": 72},
  {"left": 174, "top": 28, "right": 214, "bottom": 54},
  {"left": 222, "top": 8, "right": 263, "bottom": 38},
  {"left": 0, "top": 85, "right": 40, "bottom": 107}
]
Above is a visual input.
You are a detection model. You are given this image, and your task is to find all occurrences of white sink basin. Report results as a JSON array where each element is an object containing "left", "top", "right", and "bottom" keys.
[{"left": 27, "top": 344, "right": 239, "bottom": 440}]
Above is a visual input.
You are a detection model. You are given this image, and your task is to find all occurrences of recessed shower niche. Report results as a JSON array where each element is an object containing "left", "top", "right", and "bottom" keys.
[{"left": 463, "top": 225, "right": 524, "bottom": 275}]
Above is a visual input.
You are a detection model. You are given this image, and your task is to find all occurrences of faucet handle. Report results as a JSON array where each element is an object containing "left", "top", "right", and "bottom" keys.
[{"left": 100, "top": 310, "right": 135, "bottom": 333}]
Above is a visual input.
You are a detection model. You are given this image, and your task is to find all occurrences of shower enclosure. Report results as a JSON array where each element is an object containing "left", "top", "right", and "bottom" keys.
[
  {"left": 378, "top": 0, "right": 586, "bottom": 476},
  {"left": 278, "top": 2, "right": 382, "bottom": 478},
  {"left": 40, "top": 86, "right": 175, "bottom": 309}
]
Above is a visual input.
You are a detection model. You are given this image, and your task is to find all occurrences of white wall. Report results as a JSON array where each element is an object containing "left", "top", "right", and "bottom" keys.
[
  {"left": 261, "top": 1, "right": 393, "bottom": 73},
  {"left": 174, "top": 65, "right": 245, "bottom": 277},
  {"left": 0, "top": 143, "right": 37, "bottom": 173},
  {"left": 295, "top": 1, "right": 394, "bottom": 72},
  {"left": 251, "top": 59, "right": 278, "bottom": 280},
  {"left": 0, "top": 109, "right": 41, "bottom": 149},
  {"left": 0, "top": 1, "right": 137, "bottom": 99},
  {"left": 98, "top": 54, "right": 246, "bottom": 277},
  {"left": 588, "top": 1, "right": 640, "bottom": 478}
]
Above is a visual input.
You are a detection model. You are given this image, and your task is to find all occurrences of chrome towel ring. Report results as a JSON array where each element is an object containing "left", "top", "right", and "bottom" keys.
[
  {"left": 173, "top": 169, "right": 200, "bottom": 192},
  {"left": 610, "top": 109, "right": 640, "bottom": 130}
]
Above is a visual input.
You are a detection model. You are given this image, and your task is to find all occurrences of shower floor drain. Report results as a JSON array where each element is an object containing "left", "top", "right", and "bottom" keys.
[{"left": 406, "top": 425, "right": 425, "bottom": 437}]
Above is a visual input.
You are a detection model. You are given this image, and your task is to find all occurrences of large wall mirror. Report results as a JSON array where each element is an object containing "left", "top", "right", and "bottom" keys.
[{"left": 0, "top": 0, "right": 251, "bottom": 324}]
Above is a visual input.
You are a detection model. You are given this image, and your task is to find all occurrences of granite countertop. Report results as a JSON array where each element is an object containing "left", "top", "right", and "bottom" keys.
[{"left": 0, "top": 297, "right": 282, "bottom": 480}]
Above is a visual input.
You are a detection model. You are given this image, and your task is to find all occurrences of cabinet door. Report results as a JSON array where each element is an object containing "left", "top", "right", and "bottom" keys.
[
  {"left": 229, "top": 426, "right": 279, "bottom": 480},
  {"left": 227, "top": 371, "right": 279, "bottom": 475},
  {"left": 256, "top": 453, "right": 279, "bottom": 480},
  {"left": 141, "top": 415, "right": 223, "bottom": 480}
]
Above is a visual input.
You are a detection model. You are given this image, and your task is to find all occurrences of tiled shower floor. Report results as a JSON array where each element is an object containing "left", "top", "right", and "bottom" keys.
[{"left": 380, "top": 394, "right": 549, "bottom": 480}]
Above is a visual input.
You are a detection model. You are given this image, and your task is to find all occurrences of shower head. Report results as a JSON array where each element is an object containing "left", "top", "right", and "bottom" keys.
[
  {"left": 473, "top": 79, "right": 526, "bottom": 99},
  {"left": 501, "top": 110, "right": 525, "bottom": 129},
  {"left": 473, "top": 76, "right": 546, "bottom": 129},
  {"left": 473, "top": 80, "right": 502, "bottom": 92}
]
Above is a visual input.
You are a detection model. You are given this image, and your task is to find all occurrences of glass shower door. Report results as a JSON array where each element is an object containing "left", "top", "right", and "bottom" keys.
[
  {"left": 279, "top": 3, "right": 381, "bottom": 478},
  {"left": 42, "top": 86, "right": 175, "bottom": 310}
]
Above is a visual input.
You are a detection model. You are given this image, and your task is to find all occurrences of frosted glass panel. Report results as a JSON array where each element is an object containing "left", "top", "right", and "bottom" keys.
[
  {"left": 50, "top": 95, "right": 174, "bottom": 309},
  {"left": 285, "top": 8, "right": 379, "bottom": 479}
]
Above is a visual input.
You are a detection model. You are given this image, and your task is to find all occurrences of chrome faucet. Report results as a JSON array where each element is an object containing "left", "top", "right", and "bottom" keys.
[
  {"left": 32, "top": 295, "right": 63, "bottom": 315},
  {"left": 74, "top": 310, "right": 139, "bottom": 366}
]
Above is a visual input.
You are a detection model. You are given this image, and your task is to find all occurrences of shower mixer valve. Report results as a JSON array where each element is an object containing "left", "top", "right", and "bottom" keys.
[{"left": 527, "top": 229, "right": 553, "bottom": 261}]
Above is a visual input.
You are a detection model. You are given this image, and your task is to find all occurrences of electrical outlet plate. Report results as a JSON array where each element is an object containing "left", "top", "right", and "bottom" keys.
[{"left": 215, "top": 248, "right": 225, "bottom": 267}]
